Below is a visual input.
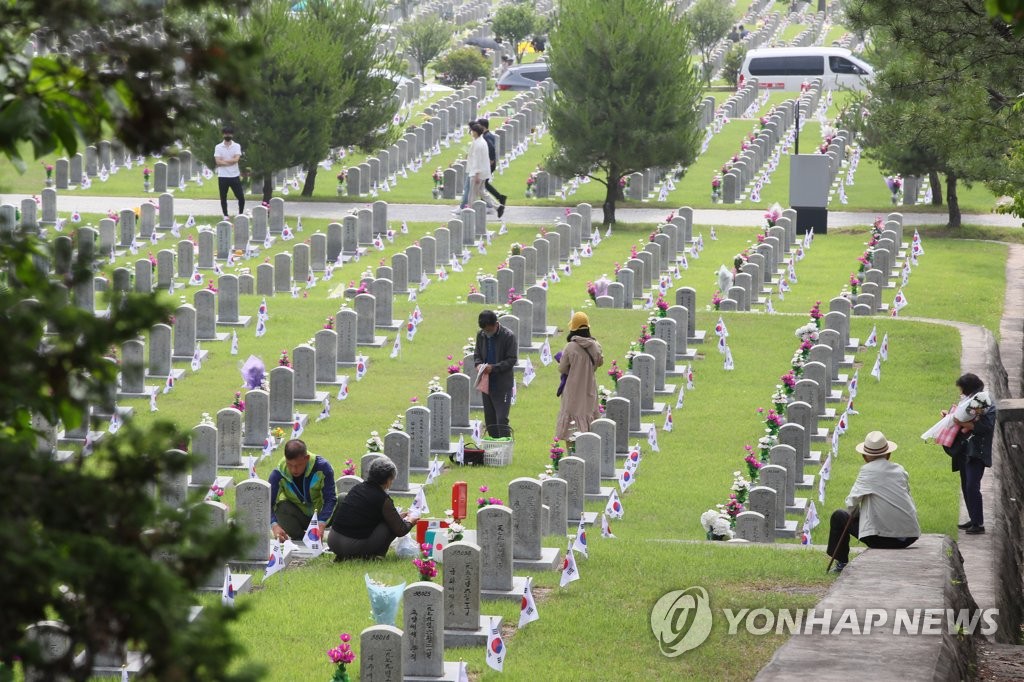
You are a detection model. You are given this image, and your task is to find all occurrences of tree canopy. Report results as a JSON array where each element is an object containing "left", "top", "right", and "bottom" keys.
[
  {"left": 847, "top": 0, "right": 1024, "bottom": 225},
  {"left": 491, "top": 4, "right": 541, "bottom": 63},
  {"left": 0, "top": 233, "right": 258, "bottom": 681},
  {"left": 0, "top": 0, "right": 258, "bottom": 169},
  {"left": 545, "top": 0, "right": 702, "bottom": 224},
  {"left": 398, "top": 14, "right": 451, "bottom": 80},
  {"left": 688, "top": 0, "right": 733, "bottom": 86},
  {"left": 185, "top": 0, "right": 401, "bottom": 199}
]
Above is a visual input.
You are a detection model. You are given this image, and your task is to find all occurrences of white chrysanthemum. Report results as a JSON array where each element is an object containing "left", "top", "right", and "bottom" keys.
[{"left": 700, "top": 509, "right": 720, "bottom": 531}]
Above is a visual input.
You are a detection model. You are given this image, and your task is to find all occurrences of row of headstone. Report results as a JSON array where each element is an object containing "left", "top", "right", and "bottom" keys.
[
  {"left": 852, "top": 214, "right": 904, "bottom": 315},
  {"left": 347, "top": 83, "right": 483, "bottom": 197},
  {"left": 722, "top": 93, "right": 809, "bottom": 203},
  {"left": 492, "top": 87, "right": 548, "bottom": 160}
]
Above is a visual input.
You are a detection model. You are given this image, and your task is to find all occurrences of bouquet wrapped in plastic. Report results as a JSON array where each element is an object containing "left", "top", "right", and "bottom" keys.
[{"left": 365, "top": 574, "right": 405, "bottom": 626}]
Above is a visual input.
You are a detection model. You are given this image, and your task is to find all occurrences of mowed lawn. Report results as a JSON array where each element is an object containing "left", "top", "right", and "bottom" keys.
[{"left": 51, "top": 207, "right": 1006, "bottom": 680}]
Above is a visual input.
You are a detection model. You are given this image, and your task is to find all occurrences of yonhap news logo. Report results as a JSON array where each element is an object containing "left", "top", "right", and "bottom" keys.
[
  {"left": 650, "top": 587, "right": 714, "bottom": 657},
  {"left": 651, "top": 586, "right": 999, "bottom": 656}
]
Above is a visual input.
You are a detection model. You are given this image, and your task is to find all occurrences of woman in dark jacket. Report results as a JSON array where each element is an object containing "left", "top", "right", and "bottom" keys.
[
  {"left": 947, "top": 373, "right": 996, "bottom": 535},
  {"left": 328, "top": 457, "right": 419, "bottom": 559}
]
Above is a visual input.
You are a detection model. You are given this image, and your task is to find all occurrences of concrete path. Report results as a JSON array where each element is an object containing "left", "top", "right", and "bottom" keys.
[
  {"left": 958, "top": 243, "right": 1024, "bottom": 617},
  {"left": 896, "top": 243, "right": 1023, "bottom": 632},
  {"left": 5, "top": 193, "right": 1023, "bottom": 228}
]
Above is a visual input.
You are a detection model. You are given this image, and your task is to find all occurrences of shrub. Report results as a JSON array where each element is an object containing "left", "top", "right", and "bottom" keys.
[
  {"left": 434, "top": 47, "right": 490, "bottom": 87},
  {"left": 722, "top": 43, "right": 747, "bottom": 88}
]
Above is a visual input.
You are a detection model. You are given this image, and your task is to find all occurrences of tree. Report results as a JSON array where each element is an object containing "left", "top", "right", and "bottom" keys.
[
  {"left": 186, "top": 0, "right": 401, "bottom": 200},
  {"left": 398, "top": 15, "right": 451, "bottom": 80},
  {"left": 688, "top": 0, "right": 733, "bottom": 86},
  {"left": 722, "top": 43, "right": 747, "bottom": 90},
  {"left": 0, "top": 232, "right": 258, "bottom": 681},
  {"left": 298, "top": 0, "right": 403, "bottom": 196},
  {"left": 846, "top": 0, "right": 1024, "bottom": 226},
  {"left": 0, "top": 0, "right": 258, "bottom": 168},
  {"left": 0, "top": 3, "right": 261, "bottom": 677},
  {"left": 491, "top": 4, "right": 540, "bottom": 63},
  {"left": 545, "top": 0, "right": 702, "bottom": 225},
  {"left": 986, "top": 0, "right": 1024, "bottom": 28},
  {"left": 434, "top": 47, "right": 491, "bottom": 87}
]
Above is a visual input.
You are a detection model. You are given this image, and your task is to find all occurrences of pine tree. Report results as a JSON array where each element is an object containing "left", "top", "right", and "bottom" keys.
[{"left": 545, "top": 0, "right": 702, "bottom": 225}]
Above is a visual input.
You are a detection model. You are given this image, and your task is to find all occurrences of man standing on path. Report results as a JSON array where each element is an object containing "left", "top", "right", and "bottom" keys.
[
  {"left": 473, "top": 309, "right": 517, "bottom": 438},
  {"left": 214, "top": 125, "right": 244, "bottom": 219},
  {"left": 478, "top": 117, "right": 508, "bottom": 218}
]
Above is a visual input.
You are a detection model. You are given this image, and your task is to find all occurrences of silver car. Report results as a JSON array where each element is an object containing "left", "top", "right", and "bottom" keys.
[{"left": 496, "top": 62, "right": 552, "bottom": 91}]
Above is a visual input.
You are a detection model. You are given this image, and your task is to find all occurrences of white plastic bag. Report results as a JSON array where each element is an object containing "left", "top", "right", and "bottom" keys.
[{"left": 393, "top": 533, "right": 419, "bottom": 559}]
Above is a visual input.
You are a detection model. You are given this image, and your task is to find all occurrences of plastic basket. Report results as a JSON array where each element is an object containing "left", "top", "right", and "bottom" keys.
[{"left": 481, "top": 427, "right": 514, "bottom": 467}]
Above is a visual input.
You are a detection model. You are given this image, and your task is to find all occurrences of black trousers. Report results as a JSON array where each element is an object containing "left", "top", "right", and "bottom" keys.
[
  {"left": 483, "top": 178, "right": 505, "bottom": 203},
  {"left": 484, "top": 162, "right": 505, "bottom": 203},
  {"left": 958, "top": 457, "right": 986, "bottom": 526},
  {"left": 274, "top": 499, "right": 311, "bottom": 540},
  {"left": 327, "top": 521, "right": 396, "bottom": 560},
  {"left": 218, "top": 176, "right": 245, "bottom": 216},
  {"left": 482, "top": 389, "right": 512, "bottom": 438},
  {"left": 826, "top": 509, "right": 917, "bottom": 564}
]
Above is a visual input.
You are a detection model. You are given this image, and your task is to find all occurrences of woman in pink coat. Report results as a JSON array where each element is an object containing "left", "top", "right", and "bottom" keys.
[{"left": 555, "top": 312, "right": 604, "bottom": 442}]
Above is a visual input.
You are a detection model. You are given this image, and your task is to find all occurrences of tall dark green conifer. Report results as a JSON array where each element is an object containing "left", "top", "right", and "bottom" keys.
[{"left": 545, "top": 0, "right": 702, "bottom": 224}]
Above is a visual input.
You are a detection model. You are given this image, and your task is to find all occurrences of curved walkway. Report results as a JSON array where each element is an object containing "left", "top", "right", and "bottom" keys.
[
  {"left": 961, "top": 242, "right": 1024, "bottom": 617},
  {"left": 863, "top": 243, "right": 1024, "bottom": 628}
]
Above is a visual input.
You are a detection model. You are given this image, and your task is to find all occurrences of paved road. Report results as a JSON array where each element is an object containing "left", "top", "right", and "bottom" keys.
[{"left": 6, "top": 193, "right": 1022, "bottom": 228}]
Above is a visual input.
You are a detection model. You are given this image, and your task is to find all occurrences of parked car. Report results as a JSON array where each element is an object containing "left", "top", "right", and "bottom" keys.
[{"left": 496, "top": 62, "right": 552, "bottom": 91}]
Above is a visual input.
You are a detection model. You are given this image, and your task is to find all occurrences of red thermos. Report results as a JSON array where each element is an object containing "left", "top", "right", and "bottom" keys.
[{"left": 451, "top": 481, "right": 468, "bottom": 521}]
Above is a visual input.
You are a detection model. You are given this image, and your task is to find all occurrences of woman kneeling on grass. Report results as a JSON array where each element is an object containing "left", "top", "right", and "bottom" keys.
[{"left": 328, "top": 456, "right": 420, "bottom": 560}]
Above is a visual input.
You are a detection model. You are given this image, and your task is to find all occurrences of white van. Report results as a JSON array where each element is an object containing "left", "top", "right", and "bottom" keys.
[{"left": 739, "top": 47, "right": 874, "bottom": 91}]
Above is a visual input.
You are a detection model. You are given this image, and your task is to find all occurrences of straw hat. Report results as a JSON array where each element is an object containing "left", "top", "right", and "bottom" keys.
[{"left": 855, "top": 431, "right": 898, "bottom": 457}]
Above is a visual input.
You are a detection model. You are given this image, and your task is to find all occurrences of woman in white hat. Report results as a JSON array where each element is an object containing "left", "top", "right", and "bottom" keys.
[{"left": 825, "top": 431, "right": 921, "bottom": 573}]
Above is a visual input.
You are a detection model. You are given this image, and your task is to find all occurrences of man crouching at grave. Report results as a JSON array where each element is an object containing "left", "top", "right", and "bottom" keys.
[
  {"left": 269, "top": 439, "right": 337, "bottom": 542},
  {"left": 328, "top": 456, "right": 420, "bottom": 560},
  {"left": 825, "top": 431, "right": 920, "bottom": 573}
]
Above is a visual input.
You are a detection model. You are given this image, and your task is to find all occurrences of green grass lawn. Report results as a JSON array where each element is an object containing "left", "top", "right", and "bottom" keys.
[
  {"left": 823, "top": 24, "right": 848, "bottom": 46},
  {"left": 778, "top": 22, "right": 810, "bottom": 45},
  {"left": 49, "top": 208, "right": 1006, "bottom": 680}
]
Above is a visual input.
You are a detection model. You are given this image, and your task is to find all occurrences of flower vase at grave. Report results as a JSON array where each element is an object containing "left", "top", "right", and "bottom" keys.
[{"left": 891, "top": 193, "right": 899, "bottom": 205}]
